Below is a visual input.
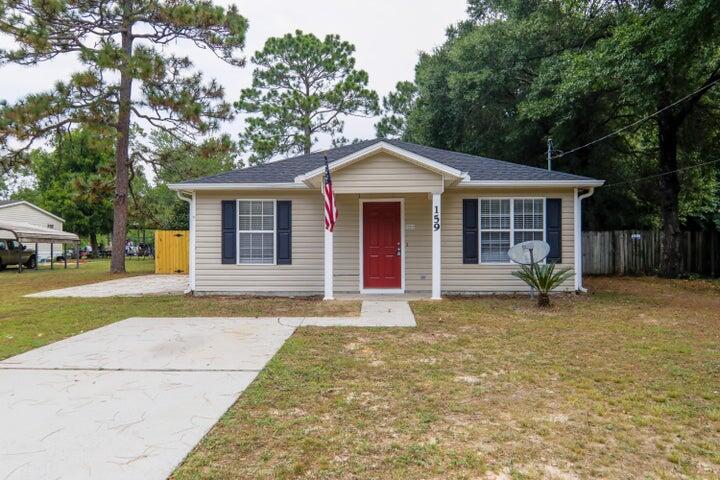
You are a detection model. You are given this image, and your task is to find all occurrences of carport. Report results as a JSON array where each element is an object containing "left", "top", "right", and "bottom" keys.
[{"left": 0, "top": 220, "right": 80, "bottom": 272}]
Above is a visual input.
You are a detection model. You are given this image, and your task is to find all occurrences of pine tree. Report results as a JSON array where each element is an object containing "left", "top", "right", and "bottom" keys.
[{"left": 0, "top": 0, "right": 248, "bottom": 272}]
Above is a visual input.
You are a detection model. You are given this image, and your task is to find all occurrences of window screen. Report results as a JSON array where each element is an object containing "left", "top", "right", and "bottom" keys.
[
  {"left": 480, "top": 199, "right": 511, "bottom": 262},
  {"left": 513, "top": 199, "right": 544, "bottom": 246},
  {"left": 237, "top": 200, "right": 275, "bottom": 264}
]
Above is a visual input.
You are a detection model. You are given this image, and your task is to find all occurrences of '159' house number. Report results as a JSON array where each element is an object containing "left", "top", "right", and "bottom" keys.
[{"left": 433, "top": 206, "right": 440, "bottom": 231}]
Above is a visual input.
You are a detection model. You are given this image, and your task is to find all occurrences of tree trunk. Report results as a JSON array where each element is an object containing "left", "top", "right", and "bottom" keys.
[
  {"left": 537, "top": 293, "right": 550, "bottom": 307},
  {"left": 90, "top": 232, "right": 98, "bottom": 259},
  {"left": 110, "top": 24, "right": 134, "bottom": 273},
  {"left": 303, "top": 125, "right": 312, "bottom": 154},
  {"left": 657, "top": 111, "right": 681, "bottom": 277}
]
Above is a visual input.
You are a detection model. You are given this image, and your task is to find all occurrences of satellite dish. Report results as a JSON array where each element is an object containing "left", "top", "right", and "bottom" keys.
[{"left": 508, "top": 240, "right": 550, "bottom": 265}]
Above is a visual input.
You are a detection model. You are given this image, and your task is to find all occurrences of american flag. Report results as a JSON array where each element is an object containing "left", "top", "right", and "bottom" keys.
[{"left": 323, "top": 155, "right": 338, "bottom": 232}]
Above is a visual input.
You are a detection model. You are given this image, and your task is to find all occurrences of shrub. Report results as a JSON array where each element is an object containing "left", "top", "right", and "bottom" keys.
[{"left": 511, "top": 263, "right": 574, "bottom": 307}]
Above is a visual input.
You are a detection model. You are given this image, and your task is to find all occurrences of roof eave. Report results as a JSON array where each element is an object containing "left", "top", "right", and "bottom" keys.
[
  {"left": 167, "top": 182, "right": 309, "bottom": 191},
  {"left": 456, "top": 179, "right": 605, "bottom": 188}
]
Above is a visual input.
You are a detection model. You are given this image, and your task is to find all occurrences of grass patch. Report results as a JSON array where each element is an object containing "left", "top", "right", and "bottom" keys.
[
  {"left": 173, "top": 276, "right": 720, "bottom": 479},
  {"left": 0, "top": 259, "right": 358, "bottom": 360}
]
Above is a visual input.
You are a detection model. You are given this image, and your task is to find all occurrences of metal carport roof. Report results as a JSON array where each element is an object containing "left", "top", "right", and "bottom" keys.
[{"left": 0, "top": 221, "right": 79, "bottom": 243}]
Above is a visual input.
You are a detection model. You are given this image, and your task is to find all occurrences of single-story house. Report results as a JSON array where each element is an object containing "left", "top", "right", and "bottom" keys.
[
  {"left": 169, "top": 139, "right": 604, "bottom": 299},
  {"left": 0, "top": 200, "right": 66, "bottom": 262}
]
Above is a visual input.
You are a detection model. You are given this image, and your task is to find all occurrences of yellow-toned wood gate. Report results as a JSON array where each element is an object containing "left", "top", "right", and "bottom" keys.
[{"left": 155, "top": 230, "right": 189, "bottom": 274}]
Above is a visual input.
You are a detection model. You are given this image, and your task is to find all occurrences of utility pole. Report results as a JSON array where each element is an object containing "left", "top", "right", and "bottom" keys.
[{"left": 547, "top": 137, "right": 553, "bottom": 171}]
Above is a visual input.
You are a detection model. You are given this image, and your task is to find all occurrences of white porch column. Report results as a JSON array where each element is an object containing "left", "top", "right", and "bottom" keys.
[
  {"left": 431, "top": 192, "right": 442, "bottom": 300},
  {"left": 324, "top": 228, "right": 334, "bottom": 300}
]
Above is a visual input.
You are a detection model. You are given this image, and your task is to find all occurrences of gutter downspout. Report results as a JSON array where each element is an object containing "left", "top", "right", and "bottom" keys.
[
  {"left": 574, "top": 187, "right": 595, "bottom": 292},
  {"left": 175, "top": 190, "right": 195, "bottom": 294}
]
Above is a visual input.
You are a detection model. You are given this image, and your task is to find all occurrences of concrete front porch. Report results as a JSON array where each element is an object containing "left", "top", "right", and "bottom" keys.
[{"left": 334, "top": 292, "right": 433, "bottom": 301}]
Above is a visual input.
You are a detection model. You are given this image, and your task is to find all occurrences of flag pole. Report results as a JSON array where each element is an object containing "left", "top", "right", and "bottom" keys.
[{"left": 323, "top": 155, "right": 334, "bottom": 300}]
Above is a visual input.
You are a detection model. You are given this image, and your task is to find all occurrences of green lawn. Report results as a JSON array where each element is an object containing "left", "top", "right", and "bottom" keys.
[
  {"left": 2, "top": 264, "right": 719, "bottom": 478},
  {"left": 0, "top": 259, "right": 358, "bottom": 360},
  {"left": 173, "top": 277, "right": 720, "bottom": 480}
]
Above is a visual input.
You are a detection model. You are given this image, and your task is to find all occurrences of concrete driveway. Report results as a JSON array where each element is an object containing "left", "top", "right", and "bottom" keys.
[
  {"left": 25, "top": 274, "right": 188, "bottom": 298},
  {"left": 0, "top": 302, "right": 415, "bottom": 480},
  {"left": 0, "top": 316, "right": 296, "bottom": 480}
]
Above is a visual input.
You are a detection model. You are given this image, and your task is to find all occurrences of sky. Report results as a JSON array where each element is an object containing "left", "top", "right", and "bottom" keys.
[{"left": 0, "top": 0, "right": 468, "bottom": 153}]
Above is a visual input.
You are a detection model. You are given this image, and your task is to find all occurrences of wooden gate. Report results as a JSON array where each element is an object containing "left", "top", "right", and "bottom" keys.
[{"left": 155, "top": 230, "right": 189, "bottom": 274}]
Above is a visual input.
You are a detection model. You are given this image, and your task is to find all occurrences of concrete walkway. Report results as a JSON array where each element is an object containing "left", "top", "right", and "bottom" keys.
[
  {"left": 0, "top": 301, "right": 414, "bottom": 480},
  {"left": 25, "top": 274, "right": 189, "bottom": 298}
]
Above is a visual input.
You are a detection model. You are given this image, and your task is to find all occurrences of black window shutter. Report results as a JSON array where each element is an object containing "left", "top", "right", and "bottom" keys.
[
  {"left": 462, "top": 199, "right": 479, "bottom": 264},
  {"left": 276, "top": 200, "right": 292, "bottom": 265},
  {"left": 546, "top": 198, "right": 562, "bottom": 263},
  {"left": 221, "top": 200, "right": 236, "bottom": 264}
]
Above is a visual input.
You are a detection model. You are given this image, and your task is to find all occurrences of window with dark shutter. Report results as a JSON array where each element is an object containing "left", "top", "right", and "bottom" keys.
[
  {"left": 221, "top": 200, "right": 237, "bottom": 264},
  {"left": 237, "top": 200, "right": 275, "bottom": 264},
  {"left": 462, "top": 199, "right": 479, "bottom": 264},
  {"left": 276, "top": 201, "right": 292, "bottom": 265},
  {"left": 545, "top": 198, "right": 562, "bottom": 263}
]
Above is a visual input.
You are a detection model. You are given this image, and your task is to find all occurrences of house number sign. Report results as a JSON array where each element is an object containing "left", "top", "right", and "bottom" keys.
[{"left": 433, "top": 206, "right": 440, "bottom": 231}]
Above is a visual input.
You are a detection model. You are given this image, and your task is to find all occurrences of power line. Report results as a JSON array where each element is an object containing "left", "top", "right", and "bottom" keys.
[
  {"left": 552, "top": 76, "right": 720, "bottom": 160},
  {"left": 601, "top": 158, "right": 720, "bottom": 188}
]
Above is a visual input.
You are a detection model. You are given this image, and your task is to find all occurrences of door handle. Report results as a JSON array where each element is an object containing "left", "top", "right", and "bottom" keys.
[{"left": 396, "top": 243, "right": 401, "bottom": 256}]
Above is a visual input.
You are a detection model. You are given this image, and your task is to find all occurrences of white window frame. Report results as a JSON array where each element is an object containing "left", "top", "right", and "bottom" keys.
[
  {"left": 478, "top": 197, "right": 546, "bottom": 264},
  {"left": 236, "top": 199, "right": 277, "bottom": 266}
]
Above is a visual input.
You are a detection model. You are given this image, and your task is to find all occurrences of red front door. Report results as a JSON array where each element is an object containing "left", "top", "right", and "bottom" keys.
[{"left": 363, "top": 202, "right": 401, "bottom": 289}]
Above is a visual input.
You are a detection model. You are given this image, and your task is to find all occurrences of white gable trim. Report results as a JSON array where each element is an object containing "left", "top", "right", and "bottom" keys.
[
  {"left": 0, "top": 200, "right": 65, "bottom": 223},
  {"left": 294, "top": 141, "right": 468, "bottom": 184}
]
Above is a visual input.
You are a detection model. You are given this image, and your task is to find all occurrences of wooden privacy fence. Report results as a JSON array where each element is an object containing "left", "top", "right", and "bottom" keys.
[
  {"left": 155, "top": 230, "right": 189, "bottom": 274},
  {"left": 582, "top": 230, "right": 720, "bottom": 277}
]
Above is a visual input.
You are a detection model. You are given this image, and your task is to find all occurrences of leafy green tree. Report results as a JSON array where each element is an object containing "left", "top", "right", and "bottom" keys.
[
  {"left": 236, "top": 30, "right": 380, "bottom": 163},
  {"left": 398, "top": 0, "right": 720, "bottom": 276},
  {"left": 14, "top": 129, "right": 114, "bottom": 253},
  {"left": 520, "top": 0, "right": 720, "bottom": 276},
  {"left": 0, "top": 0, "right": 247, "bottom": 272},
  {"left": 375, "top": 81, "right": 417, "bottom": 139},
  {"left": 132, "top": 130, "right": 237, "bottom": 229}
]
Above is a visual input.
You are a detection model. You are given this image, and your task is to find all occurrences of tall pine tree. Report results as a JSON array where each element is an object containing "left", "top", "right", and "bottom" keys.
[{"left": 0, "top": 0, "right": 248, "bottom": 272}]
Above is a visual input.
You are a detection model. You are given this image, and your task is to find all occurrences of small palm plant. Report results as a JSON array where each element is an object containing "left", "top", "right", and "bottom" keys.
[{"left": 511, "top": 262, "right": 574, "bottom": 307}]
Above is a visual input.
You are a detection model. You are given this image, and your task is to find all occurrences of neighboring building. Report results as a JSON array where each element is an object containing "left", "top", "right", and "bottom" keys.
[
  {"left": 169, "top": 139, "right": 604, "bottom": 298},
  {"left": 0, "top": 200, "right": 65, "bottom": 261}
]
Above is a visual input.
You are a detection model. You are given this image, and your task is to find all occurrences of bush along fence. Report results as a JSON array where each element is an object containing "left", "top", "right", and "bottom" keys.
[{"left": 582, "top": 230, "right": 720, "bottom": 277}]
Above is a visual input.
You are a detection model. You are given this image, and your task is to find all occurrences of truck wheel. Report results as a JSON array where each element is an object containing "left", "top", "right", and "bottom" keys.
[
  {"left": 0, "top": 261, "right": 5, "bottom": 271},
  {"left": 25, "top": 256, "right": 36, "bottom": 269}
]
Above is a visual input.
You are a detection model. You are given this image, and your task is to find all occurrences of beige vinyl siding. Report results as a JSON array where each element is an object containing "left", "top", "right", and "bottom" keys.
[
  {"left": 193, "top": 187, "right": 578, "bottom": 295},
  {"left": 0, "top": 203, "right": 65, "bottom": 261},
  {"left": 441, "top": 188, "right": 576, "bottom": 293},
  {"left": 333, "top": 193, "right": 432, "bottom": 293},
  {"left": 331, "top": 152, "right": 443, "bottom": 194},
  {"left": 194, "top": 190, "right": 324, "bottom": 293}
]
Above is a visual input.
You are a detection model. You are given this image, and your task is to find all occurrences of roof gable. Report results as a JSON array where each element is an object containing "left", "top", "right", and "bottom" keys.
[{"left": 295, "top": 141, "right": 466, "bottom": 187}]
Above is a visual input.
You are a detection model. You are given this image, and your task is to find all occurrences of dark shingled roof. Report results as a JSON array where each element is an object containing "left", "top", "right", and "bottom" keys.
[
  {"left": 181, "top": 139, "right": 600, "bottom": 184},
  {"left": 0, "top": 200, "right": 20, "bottom": 207}
]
